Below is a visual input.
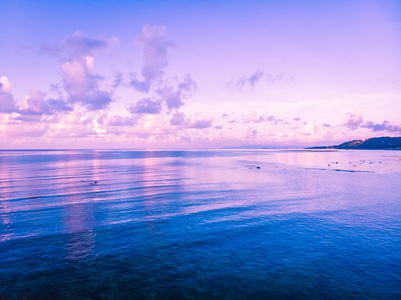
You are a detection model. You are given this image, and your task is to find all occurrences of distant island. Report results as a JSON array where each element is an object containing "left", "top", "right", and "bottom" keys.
[{"left": 307, "top": 136, "right": 401, "bottom": 150}]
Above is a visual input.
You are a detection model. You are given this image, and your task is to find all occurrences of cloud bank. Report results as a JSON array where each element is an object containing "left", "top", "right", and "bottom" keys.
[
  {"left": 344, "top": 112, "right": 401, "bottom": 133},
  {"left": 2, "top": 24, "right": 398, "bottom": 149}
]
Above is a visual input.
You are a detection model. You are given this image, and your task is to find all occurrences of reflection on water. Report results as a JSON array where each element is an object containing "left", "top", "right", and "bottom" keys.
[{"left": 0, "top": 150, "right": 401, "bottom": 299}]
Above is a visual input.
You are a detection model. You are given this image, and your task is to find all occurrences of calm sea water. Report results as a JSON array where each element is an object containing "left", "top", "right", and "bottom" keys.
[{"left": 0, "top": 149, "right": 400, "bottom": 299}]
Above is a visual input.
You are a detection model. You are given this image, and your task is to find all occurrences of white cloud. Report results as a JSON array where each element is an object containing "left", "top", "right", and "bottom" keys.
[{"left": 0, "top": 76, "right": 12, "bottom": 92}]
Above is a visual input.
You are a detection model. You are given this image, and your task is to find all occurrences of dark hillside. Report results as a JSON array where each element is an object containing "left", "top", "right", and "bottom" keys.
[{"left": 307, "top": 137, "right": 401, "bottom": 150}]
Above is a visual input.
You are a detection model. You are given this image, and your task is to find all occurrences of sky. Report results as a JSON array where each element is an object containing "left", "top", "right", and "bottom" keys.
[{"left": 1, "top": 0, "right": 400, "bottom": 149}]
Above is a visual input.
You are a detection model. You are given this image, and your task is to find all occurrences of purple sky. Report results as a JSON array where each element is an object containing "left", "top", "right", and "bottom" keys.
[{"left": 1, "top": 0, "right": 400, "bottom": 149}]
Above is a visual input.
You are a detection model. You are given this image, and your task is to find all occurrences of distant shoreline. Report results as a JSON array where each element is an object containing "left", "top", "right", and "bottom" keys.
[{"left": 307, "top": 136, "right": 401, "bottom": 150}]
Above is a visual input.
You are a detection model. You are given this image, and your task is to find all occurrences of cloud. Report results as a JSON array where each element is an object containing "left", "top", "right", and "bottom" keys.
[
  {"left": 245, "top": 128, "right": 258, "bottom": 139},
  {"left": 81, "top": 91, "right": 112, "bottom": 111},
  {"left": 0, "top": 76, "right": 17, "bottom": 113},
  {"left": 343, "top": 111, "right": 364, "bottom": 130},
  {"left": 129, "top": 73, "right": 150, "bottom": 92},
  {"left": 0, "top": 78, "right": 72, "bottom": 117},
  {"left": 170, "top": 112, "right": 187, "bottom": 125},
  {"left": 158, "top": 75, "right": 197, "bottom": 111},
  {"left": 188, "top": 119, "right": 213, "bottom": 129},
  {"left": 344, "top": 111, "right": 401, "bottom": 133},
  {"left": 160, "top": 87, "right": 183, "bottom": 110},
  {"left": 128, "top": 98, "right": 162, "bottom": 114},
  {"left": 20, "top": 90, "right": 50, "bottom": 115},
  {"left": 247, "top": 71, "right": 264, "bottom": 86},
  {"left": 37, "top": 43, "right": 61, "bottom": 56},
  {"left": 98, "top": 114, "right": 138, "bottom": 126},
  {"left": 242, "top": 111, "right": 280, "bottom": 124},
  {"left": 0, "top": 124, "right": 49, "bottom": 138},
  {"left": 36, "top": 32, "right": 118, "bottom": 111},
  {"left": 64, "top": 31, "right": 109, "bottom": 58},
  {"left": 229, "top": 71, "right": 287, "bottom": 90},
  {"left": 47, "top": 99, "right": 74, "bottom": 112},
  {"left": 139, "top": 25, "right": 171, "bottom": 83},
  {"left": 0, "top": 92, "right": 17, "bottom": 113},
  {"left": 130, "top": 74, "right": 196, "bottom": 114},
  {"left": 129, "top": 25, "right": 173, "bottom": 92},
  {"left": 178, "top": 74, "right": 197, "bottom": 93},
  {"left": 112, "top": 72, "right": 124, "bottom": 88},
  {"left": 2, "top": 28, "right": 207, "bottom": 144},
  {"left": 128, "top": 25, "right": 196, "bottom": 113},
  {"left": 18, "top": 90, "right": 72, "bottom": 116},
  {"left": 40, "top": 31, "right": 117, "bottom": 59},
  {"left": 233, "top": 71, "right": 264, "bottom": 90},
  {"left": 361, "top": 120, "right": 401, "bottom": 132},
  {"left": 268, "top": 116, "right": 284, "bottom": 125},
  {"left": 61, "top": 56, "right": 113, "bottom": 110},
  {"left": 0, "top": 76, "right": 12, "bottom": 92},
  {"left": 169, "top": 112, "right": 212, "bottom": 129},
  {"left": 243, "top": 111, "right": 267, "bottom": 123}
]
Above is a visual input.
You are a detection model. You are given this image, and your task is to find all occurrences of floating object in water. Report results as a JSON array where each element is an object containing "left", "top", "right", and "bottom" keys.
[{"left": 256, "top": 166, "right": 260, "bottom": 169}]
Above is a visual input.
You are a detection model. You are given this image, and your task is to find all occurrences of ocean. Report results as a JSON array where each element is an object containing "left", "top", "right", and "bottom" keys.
[{"left": 0, "top": 149, "right": 400, "bottom": 299}]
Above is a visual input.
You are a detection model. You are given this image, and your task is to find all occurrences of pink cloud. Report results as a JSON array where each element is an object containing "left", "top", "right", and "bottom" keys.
[
  {"left": 18, "top": 90, "right": 72, "bottom": 116},
  {"left": 61, "top": 56, "right": 113, "bottom": 111},
  {"left": 344, "top": 111, "right": 401, "bottom": 133},
  {"left": 343, "top": 111, "right": 364, "bottom": 130},
  {"left": 37, "top": 31, "right": 118, "bottom": 112}
]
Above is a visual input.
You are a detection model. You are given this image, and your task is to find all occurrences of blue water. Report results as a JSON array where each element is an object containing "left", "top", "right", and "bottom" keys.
[{"left": 0, "top": 149, "right": 400, "bottom": 299}]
